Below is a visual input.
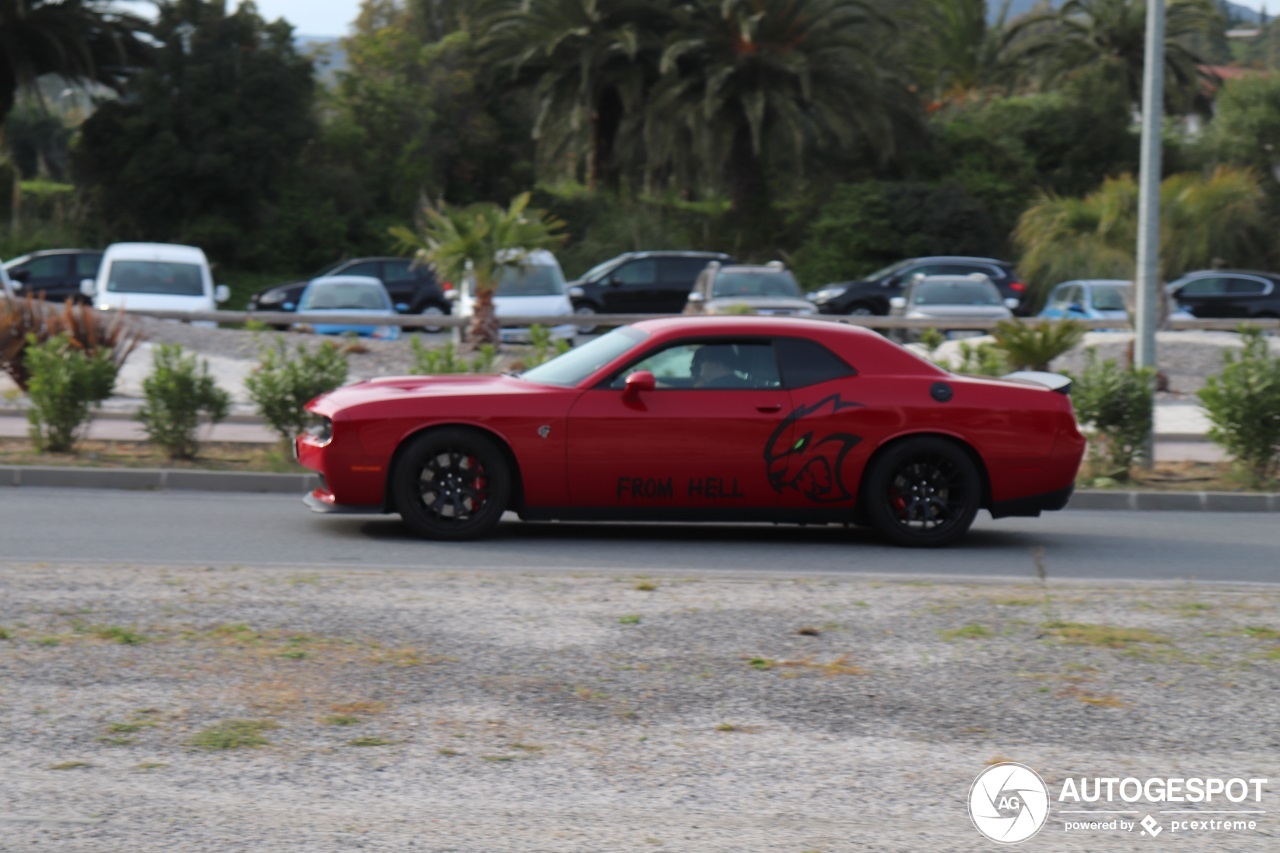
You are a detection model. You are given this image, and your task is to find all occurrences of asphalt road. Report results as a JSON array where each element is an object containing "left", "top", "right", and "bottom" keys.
[{"left": 1, "top": 487, "right": 1276, "bottom": 584}]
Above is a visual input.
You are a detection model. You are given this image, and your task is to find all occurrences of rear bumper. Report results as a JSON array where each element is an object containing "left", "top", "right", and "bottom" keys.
[{"left": 989, "top": 485, "right": 1074, "bottom": 518}]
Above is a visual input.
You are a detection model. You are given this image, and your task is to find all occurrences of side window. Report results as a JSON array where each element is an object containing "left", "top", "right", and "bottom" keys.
[
  {"left": 1225, "top": 277, "right": 1267, "bottom": 295},
  {"left": 343, "top": 261, "right": 382, "bottom": 279},
  {"left": 1047, "top": 286, "right": 1070, "bottom": 310},
  {"left": 659, "top": 258, "right": 714, "bottom": 283},
  {"left": 611, "top": 341, "right": 780, "bottom": 389},
  {"left": 382, "top": 260, "right": 416, "bottom": 283},
  {"left": 1177, "top": 277, "right": 1226, "bottom": 297},
  {"left": 24, "top": 255, "right": 69, "bottom": 278},
  {"left": 613, "top": 259, "right": 656, "bottom": 286},
  {"left": 1064, "top": 286, "right": 1084, "bottom": 307},
  {"left": 75, "top": 254, "right": 102, "bottom": 278},
  {"left": 776, "top": 338, "right": 856, "bottom": 388}
]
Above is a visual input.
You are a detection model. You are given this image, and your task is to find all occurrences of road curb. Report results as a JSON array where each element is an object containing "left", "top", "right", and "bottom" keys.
[
  {"left": 0, "top": 466, "right": 319, "bottom": 495},
  {"left": 0, "top": 465, "right": 1275, "bottom": 509}
]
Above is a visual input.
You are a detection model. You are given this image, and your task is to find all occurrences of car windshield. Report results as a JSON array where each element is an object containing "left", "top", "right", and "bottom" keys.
[
  {"left": 711, "top": 271, "right": 801, "bottom": 299},
  {"left": 864, "top": 259, "right": 910, "bottom": 282},
  {"left": 1091, "top": 284, "right": 1130, "bottom": 311},
  {"left": 494, "top": 263, "right": 566, "bottom": 297},
  {"left": 913, "top": 281, "right": 1000, "bottom": 306},
  {"left": 3, "top": 254, "right": 33, "bottom": 268},
  {"left": 580, "top": 256, "right": 627, "bottom": 283},
  {"left": 106, "top": 260, "right": 204, "bottom": 296},
  {"left": 300, "top": 283, "right": 390, "bottom": 310},
  {"left": 520, "top": 326, "right": 648, "bottom": 387}
]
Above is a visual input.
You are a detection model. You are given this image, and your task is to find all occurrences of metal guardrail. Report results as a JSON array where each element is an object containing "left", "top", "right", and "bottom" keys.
[{"left": 78, "top": 307, "right": 1280, "bottom": 333}]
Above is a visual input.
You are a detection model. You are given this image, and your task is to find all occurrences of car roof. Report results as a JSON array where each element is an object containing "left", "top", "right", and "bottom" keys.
[
  {"left": 905, "top": 256, "right": 1011, "bottom": 265},
  {"left": 714, "top": 264, "right": 791, "bottom": 274},
  {"left": 104, "top": 242, "right": 207, "bottom": 263},
  {"left": 308, "top": 275, "right": 385, "bottom": 288},
  {"left": 632, "top": 315, "right": 871, "bottom": 339},
  {"left": 1174, "top": 269, "right": 1280, "bottom": 281}
]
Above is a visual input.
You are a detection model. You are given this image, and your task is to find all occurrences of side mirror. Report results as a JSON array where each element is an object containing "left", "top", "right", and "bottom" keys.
[
  {"left": 889, "top": 296, "right": 906, "bottom": 310},
  {"left": 687, "top": 291, "right": 705, "bottom": 303},
  {"left": 80, "top": 278, "right": 96, "bottom": 297},
  {"left": 214, "top": 284, "right": 231, "bottom": 304},
  {"left": 568, "top": 285, "right": 584, "bottom": 299},
  {"left": 9, "top": 269, "right": 29, "bottom": 283},
  {"left": 1006, "top": 298, "right": 1022, "bottom": 310},
  {"left": 607, "top": 275, "right": 623, "bottom": 287},
  {"left": 394, "top": 302, "right": 409, "bottom": 312},
  {"left": 283, "top": 301, "right": 296, "bottom": 311},
  {"left": 623, "top": 370, "right": 656, "bottom": 399}
]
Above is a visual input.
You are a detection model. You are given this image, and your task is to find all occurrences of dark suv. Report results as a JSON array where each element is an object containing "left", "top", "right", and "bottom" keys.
[
  {"left": 1168, "top": 270, "right": 1280, "bottom": 320},
  {"left": 3, "top": 249, "right": 104, "bottom": 303},
  {"left": 570, "top": 251, "right": 733, "bottom": 320},
  {"left": 808, "top": 256, "right": 1028, "bottom": 316},
  {"left": 250, "top": 257, "right": 450, "bottom": 328}
]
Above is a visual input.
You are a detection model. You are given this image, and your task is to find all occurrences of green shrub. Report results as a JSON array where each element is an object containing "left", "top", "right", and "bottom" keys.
[
  {"left": 991, "top": 319, "right": 1086, "bottom": 371},
  {"left": 1, "top": 292, "right": 141, "bottom": 391},
  {"left": 409, "top": 339, "right": 498, "bottom": 375},
  {"left": 1197, "top": 327, "right": 1280, "bottom": 484},
  {"left": 931, "top": 340, "right": 1007, "bottom": 376},
  {"left": 1072, "top": 349, "right": 1155, "bottom": 478},
  {"left": 523, "top": 324, "right": 571, "bottom": 369},
  {"left": 137, "top": 344, "right": 232, "bottom": 459},
  {"left": 244, "top": 340, "right": 348, "bottom": 443},
  {"left": 24, "top": 333, "right": 120, "bottom": 452}
]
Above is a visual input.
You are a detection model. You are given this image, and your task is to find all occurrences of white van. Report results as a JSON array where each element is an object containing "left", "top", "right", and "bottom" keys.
[
  {"left": 454, "top": 249, "right": 580, "bottom": 343},
  {"left": 85, "top": 243, "right": 229, "bottom": 317}
]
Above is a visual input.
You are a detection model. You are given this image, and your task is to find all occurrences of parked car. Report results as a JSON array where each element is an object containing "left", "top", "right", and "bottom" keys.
[
  {"left": 569, "top": 251, "right": 733, "bottom": 327},
  {"left": 684, "top": 261, "right": 817, "bottom": 316},
  {"left": 250, "top": 257, "right": 451, "bottom": 330},
  {"left": 1167, "top": 270, "right": 1280, "bottom": 321},
  {"left": 889, "top": 274, "right": 1016, "bottom": 341},
  {"left": 452, "top": 249, "right": 579, "bottom": 343},
  {"left": 293, "top": 276, "right": 401, "bottom": 340},
  {"left": 808, "top": 256, "right": 1029, "bottom": 316},
  {"left": 1038, "top": 279, "right": 1131, "bottom": 324},
  {"left": 296, "top": 316, "right": 1085, "bottom": 547},
  {"left": 3, "top": 249, "right": 103, "bottom": 303},
  {"left": 85, "top": 243, "right": 228, "bottom": 325}
]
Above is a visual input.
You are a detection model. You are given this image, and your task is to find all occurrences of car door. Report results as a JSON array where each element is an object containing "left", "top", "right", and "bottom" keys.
[
  {"left": 380, "top": 259, "right": 423, "bottom": 311},
  {"left": 599, "top": 258, "right": 658, "bottom": 314},
  {"left": 1222, "top": 275, "right": 1271, "bottom": 318},
  {"left": 1173, "top": 276, "right": 1229, "bottom": 318},
  {"left": 11, "top": 253, "right": 72, "bottom": 301},
  {"left": 73, "top": 252, "right": 104, "bottom": 302},
  {"left": 565, "top": 338, "right": 792, "bottom": 514}
]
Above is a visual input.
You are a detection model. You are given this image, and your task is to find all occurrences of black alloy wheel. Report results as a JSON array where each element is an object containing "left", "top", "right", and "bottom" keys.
[
  {"left": 392, "top": 428, "right": 512, "bottom": 540},
  {"left": 862, "top": 437, "right": 981, "bottom": 547}
]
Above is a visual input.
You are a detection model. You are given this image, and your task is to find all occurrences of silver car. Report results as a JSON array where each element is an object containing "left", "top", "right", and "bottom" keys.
[
  {"left": 889, "top": 273, "right": 1016, "bottom": 340},
  {"left": 684, "top": 261, "right": 817, "bottom": 316}
]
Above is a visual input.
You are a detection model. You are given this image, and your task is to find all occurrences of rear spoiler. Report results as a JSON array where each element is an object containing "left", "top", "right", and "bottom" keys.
[{"left": 1003, "top": 371, "right": 1072, "bottom": 395}]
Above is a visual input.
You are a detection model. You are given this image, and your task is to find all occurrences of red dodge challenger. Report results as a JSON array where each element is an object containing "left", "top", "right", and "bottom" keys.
[{"left": 296, "top": 317, "right": 1085, "bottom": 547}]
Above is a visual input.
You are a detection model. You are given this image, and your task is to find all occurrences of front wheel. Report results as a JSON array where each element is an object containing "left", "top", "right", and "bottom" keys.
[
  {"left": 418, "top": 304, "right": 447, "bottom": 334},
  {"left": 392, "top": 429, "right": 512, "bottom": 540},
  {"left": 861, "top": 437, "right": 981, "bottom": 547},
  {"left": 573, "top": 303, "right": 599, "bottom": 335}
]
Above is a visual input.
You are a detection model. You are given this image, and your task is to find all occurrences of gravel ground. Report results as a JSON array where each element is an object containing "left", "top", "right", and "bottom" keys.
[{"left": 1, "top": 563, "right": 1277, "bottom": 851}]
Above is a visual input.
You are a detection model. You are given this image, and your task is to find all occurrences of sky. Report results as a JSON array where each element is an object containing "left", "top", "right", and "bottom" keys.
[{"left": 120, "top": 1, "right": 363, "bottom": 38}]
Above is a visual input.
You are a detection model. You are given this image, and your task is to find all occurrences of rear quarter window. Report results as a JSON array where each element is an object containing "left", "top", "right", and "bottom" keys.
[{"left": 777, "top": 338, "right": 856, "bottom": 387}]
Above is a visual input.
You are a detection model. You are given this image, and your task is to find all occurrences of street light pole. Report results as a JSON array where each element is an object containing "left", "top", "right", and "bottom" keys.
[{"left": 1134, "top": 0, "right": 1166, "bottom": 466}]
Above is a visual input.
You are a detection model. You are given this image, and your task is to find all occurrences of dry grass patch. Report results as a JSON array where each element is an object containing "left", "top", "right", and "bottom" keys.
[
  {"left": 1045, "top": 622, "right": 1171, "bottom": 648},
  {"left": 190, "top": 719, "right": 278, "bottom": 751},
  {"left": 747, "top": 655, "right": 868, "bottom": 676}
]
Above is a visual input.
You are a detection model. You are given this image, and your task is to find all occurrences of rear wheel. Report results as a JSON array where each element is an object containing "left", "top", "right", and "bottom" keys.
[
  {"left": 846, "top": 303, "right": 877, "bottom": 316},
  {"left": 419, "top": 304, "right": 447, "bottom": 334},
  {"left": 862, "top": 437, "right": 981, "bottom": 547},
  {"left": 392, "top": 429, "right": 511, "bottom": 540}
]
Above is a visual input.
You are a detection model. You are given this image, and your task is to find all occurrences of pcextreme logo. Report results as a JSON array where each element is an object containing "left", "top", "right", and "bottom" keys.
[{"left": 968, "top": 763, "right": 1269, "bottom": 844}]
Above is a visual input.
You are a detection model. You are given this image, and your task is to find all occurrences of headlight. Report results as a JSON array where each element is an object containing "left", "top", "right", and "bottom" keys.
[
  {"left": 304, "top": 415, "right": 332, "bottom": 445},
  {"left": 808, "top": 288, "right": 844, "bottom": 304},
  {"left": 798, "top": 306, "right": 816, "bottom": 314},
  {"left": 257, "top": 290, "right": 286, "bottom": 305}
]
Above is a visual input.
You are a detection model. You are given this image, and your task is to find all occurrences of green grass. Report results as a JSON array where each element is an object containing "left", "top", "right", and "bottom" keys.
[
  {"left": 190, "top": 719, "right": 278, "bottom": 751},
  {"left": 347, "top": 736, "right": 392, "bottom": 747},
  {"left": 48, "top": 761, "right": 91, "bottom": 770},
  {"left": 1244, "top": 626, "right": 1280, "bottom": 640},
  {"left": 1045, "top": 622, "right": 1171, "bottom": 648},
  {"left": 94, "top": 625, "right": 147, "bottom": 644},
  {"left": 618, "top": 615, "right": 641, "bottom": 625},
  {"left": 942, "top": 624, "right": 992, "bottom": 641},
  {"left": 323, "top": 715, "right": 361, "bottom": 727},
  {"left": 633, "top": 581, "right": 657, "bottom": 592}
]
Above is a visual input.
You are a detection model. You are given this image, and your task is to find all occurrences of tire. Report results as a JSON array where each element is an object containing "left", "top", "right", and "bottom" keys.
[
  {"left": 846, "top": 303, "right": 877, "bottom": 316},
  {"left": 419, "top": 304, "right": 447, "bottom": 334},
  {"left": 392, "top": 428, "right": 512, "bottom": 541},
  {"left": 573, "top": 303, "right": 599, "bottom": 335},
  {"left": 861, "top": 437, "right": 981, "bottom": 547}
]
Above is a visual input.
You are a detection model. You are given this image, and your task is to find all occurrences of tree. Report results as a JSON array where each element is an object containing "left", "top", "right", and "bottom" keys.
[
  {"left": 71, "top": 0, "right": 317, "bottom": 266},
  {"left": 900, "top": 0, "right": 1046, "bottom": 101},
  {"left": 390, "top": 192, "right": 568, "bottom": 344},
  {"left": 1016, "top": 0, "right": 1223, "bottom": 111},
  {"left": 1013, "top": 166, "right": 1269, "bottom": 304},
  {"left": 476, "top": 0, "right": 670, "bottom": 190},
  {"left": 647, "top": 0, "right": 920, "bottom": 219},
  {"left": 1200, "top": 74, "right": 1280, "bottom": 184},
  {"left": 0, "top": 0, "right": 151, "bottom": 126}
]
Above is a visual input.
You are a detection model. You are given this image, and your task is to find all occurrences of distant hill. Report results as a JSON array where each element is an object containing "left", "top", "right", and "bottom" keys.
[{"left": 994, "top": 0, "right": 1266, "bottom": 24}]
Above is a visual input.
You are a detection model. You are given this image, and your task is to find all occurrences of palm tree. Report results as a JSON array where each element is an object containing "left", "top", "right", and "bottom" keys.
[
  {"left": 475, "top": 0, "right": 672, "bottom": 189},
  {"left": 390, "top": 192, "right": 568, "bottom": 345},
  {"left": 645, "top": 0, "right": 919, "bottom": 217},
  {"left": 0, "top": 0, "right": 151, "bottom": 125},
  {"left": 1013, "top": 166, "right": 1269, "bottom": 314},
  {"left": 903, "top": 0, "right": 1046, "bottom": 101},
  {"left": 1015, "top": 0, "right": 1222, "bottom": 110}
]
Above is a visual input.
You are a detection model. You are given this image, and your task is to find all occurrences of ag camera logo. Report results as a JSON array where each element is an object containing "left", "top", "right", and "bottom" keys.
[{"left": 969, "top": 762, "right": 1051, "bottom": 843}]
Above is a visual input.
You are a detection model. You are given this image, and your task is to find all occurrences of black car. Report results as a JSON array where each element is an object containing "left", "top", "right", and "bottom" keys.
[
  {"left": 3, "top": 249, "right": 104, "bottom": 303},
  {"left": 1168, "top": 270, "right": 1280, "bottom": 320},
  {"left": 807, "top": 256, "right": 1029, "bottom": 316},
  {"left": 569, "top": 251, "right": 734, "bottom": 322},
  {"left": 250, "top": 257, "right": 451, "bottom": 329}
]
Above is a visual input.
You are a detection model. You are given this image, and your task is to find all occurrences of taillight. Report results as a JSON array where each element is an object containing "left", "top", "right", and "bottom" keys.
[
  {"left": 442, "top": 281, "right": 453, "bottom": 291},
  {"left": 1009, "top": 281, "right": 1027, "bottom": 293}
]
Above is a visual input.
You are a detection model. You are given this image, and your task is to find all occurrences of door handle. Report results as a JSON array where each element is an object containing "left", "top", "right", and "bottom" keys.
[{"left": 756, "top": 403, "right": 782, "bottom": 412}]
